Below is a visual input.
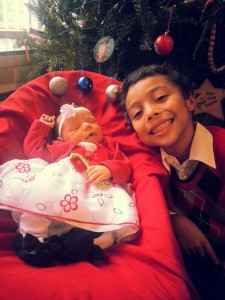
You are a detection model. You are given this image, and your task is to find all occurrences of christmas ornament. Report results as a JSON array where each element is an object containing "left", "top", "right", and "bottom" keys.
[
  {"left": 193, "top": 79, "right": 225, "bottom": 120},
  {"left": 94, "top": 36, "right": 115, "bottom": 63},
  {"left": 208, "top": 23, "right": 225, "bottom": 74},
  {"left": 105, "top": 84, "right": 120, "bottom": 101},
  {"left": 77, "top": 76, "right": 93, "bottom": 92},
  {"left": 154, "top": 5, "right": 174, "bottom": 56},
  {"left": 49, "top": 76, "right": 68, "bottom": 96},
  {"left": 154, "top": 32, "right": 174, "bottom": 56}
]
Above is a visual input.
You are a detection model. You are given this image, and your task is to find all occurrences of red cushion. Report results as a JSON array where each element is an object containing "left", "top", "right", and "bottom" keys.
[{"left": 0, "top": 71, "right": 197, "bottom": 300}]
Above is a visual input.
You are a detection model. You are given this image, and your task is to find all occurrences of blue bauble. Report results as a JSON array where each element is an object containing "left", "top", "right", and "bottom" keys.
[{"left": 77, "top": 76, "right": 93, "bottom": 91}]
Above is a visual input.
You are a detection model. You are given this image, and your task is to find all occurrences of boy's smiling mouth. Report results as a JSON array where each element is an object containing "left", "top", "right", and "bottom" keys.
[{"left": 148, "top": 118, "right": 174, "bottom": 136}]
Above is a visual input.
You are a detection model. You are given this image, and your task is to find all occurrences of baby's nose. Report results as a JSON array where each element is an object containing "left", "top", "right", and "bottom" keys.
[{"left": 83, "top": 122, "right": 92, "bottom": 129}]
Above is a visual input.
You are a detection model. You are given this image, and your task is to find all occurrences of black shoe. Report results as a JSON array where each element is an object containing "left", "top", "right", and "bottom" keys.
[
  {"left": 57, "top": 228, "right": 106, "bottom": 264},
  {"left": 13, "top": 233, "right": 58, "bottom": 267}
]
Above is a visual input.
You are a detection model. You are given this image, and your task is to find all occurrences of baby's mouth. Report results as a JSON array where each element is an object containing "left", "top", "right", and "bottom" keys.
[
  {"left": 149, "top": 119, "right": 174, "bottom": 135},
  {"left": 86, "top": 132, "right": 97, "bottom": 141},
  {"left": 86, "top": 131, "right": 95, "bottom": 137}
]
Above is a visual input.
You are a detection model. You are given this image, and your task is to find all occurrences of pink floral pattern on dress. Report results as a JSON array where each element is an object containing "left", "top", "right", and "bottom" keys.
[
  {"left": 60, "top": 194, "right": 79, "bottom": 213},
  {"left": 15, "top": 162, "right": 31, "bottom": 173},
  {"left": 22, "top": 175, "right": 35, "bottom": 183}
]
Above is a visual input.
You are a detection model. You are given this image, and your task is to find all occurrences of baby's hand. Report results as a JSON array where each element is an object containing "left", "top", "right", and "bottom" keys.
[
  {"left": 171, "top": 214, "right": 219, "bottom": 264},
  {"left": 86, "top": 165, "right": 112, "bottom": 185},
  {"left": 40, "top": 114, "right": 55, "bottom": 128}
]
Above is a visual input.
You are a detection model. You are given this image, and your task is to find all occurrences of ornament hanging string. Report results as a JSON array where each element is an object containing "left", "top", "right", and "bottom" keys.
[
  {"left": 166, "top": 5, "right": 175, "bottom": 34},
  {"left": 76, "top": 0, "right": 93, "bottom": 101},
  {"left": 193, "top": 20, "right": 209, "bottom": 61},
  {"left": 194, "top": 0, "right": 214, "bottom": 60}
]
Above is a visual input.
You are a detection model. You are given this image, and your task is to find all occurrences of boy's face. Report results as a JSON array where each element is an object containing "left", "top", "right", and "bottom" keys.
[
  {"left": 125, "top": 75, "right": 196, "bottom": 157},
  {"left": 61, "top": 110, "right": 103, "bottom": 144}
]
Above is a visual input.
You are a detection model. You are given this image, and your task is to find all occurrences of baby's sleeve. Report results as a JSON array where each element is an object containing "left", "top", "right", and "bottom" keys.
[{"left": 101, "top": 141, "right": 132, "bottom": 185}]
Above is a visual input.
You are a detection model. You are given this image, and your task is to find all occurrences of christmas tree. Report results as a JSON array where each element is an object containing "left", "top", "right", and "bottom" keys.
[{"left": 25, "top": 0, "right": 225, "bottom": 86}]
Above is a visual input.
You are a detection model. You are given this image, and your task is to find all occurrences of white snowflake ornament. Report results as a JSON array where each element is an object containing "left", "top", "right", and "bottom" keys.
[
  {"left": 49, "top": 76, "right": 68, "bottom": 96},
  {"left": 105, "top": 84, "right": 120, "bottom": 101}
]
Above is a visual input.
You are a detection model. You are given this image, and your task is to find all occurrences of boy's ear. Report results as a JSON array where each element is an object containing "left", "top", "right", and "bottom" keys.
[{"left": 186, "top": 95, "right": 196, "bottom": 112}]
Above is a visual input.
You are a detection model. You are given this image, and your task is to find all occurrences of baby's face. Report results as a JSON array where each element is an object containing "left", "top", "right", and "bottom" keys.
[{"left": 61, "top": 110, "right": 103, "bottom": 144}]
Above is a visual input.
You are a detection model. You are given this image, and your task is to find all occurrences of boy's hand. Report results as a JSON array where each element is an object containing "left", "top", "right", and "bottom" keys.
[
  {"left": 86, "top": 165, "right": 112, "bottom": 185},
  {"left": 171, "top": 214, "right": 220, "bottom": 264},
  {"left": 40, "top": 114, "right": 55, "bottom": 128}
]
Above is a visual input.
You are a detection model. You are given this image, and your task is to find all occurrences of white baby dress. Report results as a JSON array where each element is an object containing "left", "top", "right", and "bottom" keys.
[{"left": 0, "top": 155, "right": 139, "bottom": 235}]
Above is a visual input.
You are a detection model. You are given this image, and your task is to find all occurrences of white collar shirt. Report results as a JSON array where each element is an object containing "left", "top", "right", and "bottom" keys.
[{"left": 160, "top": 123, "right": 216, "bottom": 181}]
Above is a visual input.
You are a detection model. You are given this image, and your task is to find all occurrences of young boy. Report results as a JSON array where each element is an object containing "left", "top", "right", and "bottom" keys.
[{"left": 119, "top": 64, "right": 225, "bottom": 300}]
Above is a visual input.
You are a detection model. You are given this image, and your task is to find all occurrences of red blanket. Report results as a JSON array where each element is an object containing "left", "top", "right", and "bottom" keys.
[{"left": 0, "top": 70, "right": 198, "bottom": 300}]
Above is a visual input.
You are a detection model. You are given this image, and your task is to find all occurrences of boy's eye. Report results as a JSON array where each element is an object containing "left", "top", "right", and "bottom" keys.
[
  {"left": 132, "top": 110, "right": 142, "bottom": 120},
  {"left": 156, "top": 95, "right": 168, "bottom": 102}
]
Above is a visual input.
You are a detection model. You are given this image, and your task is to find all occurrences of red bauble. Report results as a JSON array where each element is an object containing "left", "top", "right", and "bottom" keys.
[{"left": 154, "top": 33, "right": 174, "bottom": 56}]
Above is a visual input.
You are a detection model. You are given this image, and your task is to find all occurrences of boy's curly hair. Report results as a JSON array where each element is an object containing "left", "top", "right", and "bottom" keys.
[{"left": 118, "top": 64, "right": 195, "bottom": 116}]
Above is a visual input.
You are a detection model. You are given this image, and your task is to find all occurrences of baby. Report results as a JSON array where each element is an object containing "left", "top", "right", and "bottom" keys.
[{"left": 0, "top": 104, "right": 139, "bottom": 267}]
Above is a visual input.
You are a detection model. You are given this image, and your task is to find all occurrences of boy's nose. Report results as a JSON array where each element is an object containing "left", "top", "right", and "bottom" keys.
[{"left": 145, "top": 104, "right": 160, "bottom": 120}]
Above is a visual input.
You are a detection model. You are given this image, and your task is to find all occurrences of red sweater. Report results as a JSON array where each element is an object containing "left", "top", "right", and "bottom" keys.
[
  {"left": 23, "top": 120, "right": 131, "bottom": 185},
  {"left": 169, "top": 126, "right": 225, "bottom": 243}
]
